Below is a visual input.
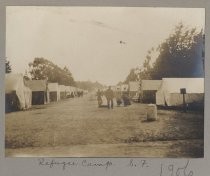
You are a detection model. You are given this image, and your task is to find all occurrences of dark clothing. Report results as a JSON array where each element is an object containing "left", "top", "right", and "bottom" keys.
[
  {"left": 116, "top": 98, "right": 122, "bottom": 106},
  {"left": 105, "top": 88, "right": 114, "bottom": 109},
  {"left": 107, "top": 98, "right": 113, "bottom": 109},
  {"left": 122, "top": 92, "right": 131, "bottom": 106},
  {"left": 105, "top": 89, "right": 114, "bottom": 99}
]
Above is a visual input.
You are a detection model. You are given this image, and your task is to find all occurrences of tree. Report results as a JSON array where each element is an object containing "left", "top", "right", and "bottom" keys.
[
  {"left": 28, "top": 57, "right": 76, "bottom": 86},
  {"left": 124, "top": 23, "right": 204, "bottom": 83},
  {"left": 124, "top": 48, "right": 155, "bottom": 83},
  {"left": 150, "top": 23, "right": 204, "bottom": 79},
  {"left": 124, "top": 68, "right": 138, "bottom": 84},
  {"left": 60, "top": 66, "right": 76, "bottom": 86},
  {"left": 138, "top": 48, "right": 158, "bottom": 80},
  {"left": 23, "top": 70, "right": 30, "bottom": 80},
  {"left": 5, "top": 59, "right": 12, "bottom": 73}
]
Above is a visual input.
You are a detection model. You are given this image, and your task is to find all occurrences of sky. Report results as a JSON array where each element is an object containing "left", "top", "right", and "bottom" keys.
[{"left": 6, "top": 7, "right": 205, "bottom": 85}]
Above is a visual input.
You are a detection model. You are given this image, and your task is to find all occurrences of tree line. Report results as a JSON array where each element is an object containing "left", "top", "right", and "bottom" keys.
[
  {"left": 124, "top": 23, "right": 205, "bottom": 83},
  {"left": 6, "top": 57, "right": 77, "bottom": 86},
  {"left": 6, "top": 57, "right": 104, "bottom": 90},
  {"left": 27, "top": 57, "right": 76, "bottom": 86}
]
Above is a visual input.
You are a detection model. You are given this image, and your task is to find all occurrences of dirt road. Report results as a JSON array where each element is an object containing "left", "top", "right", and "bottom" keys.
[{"left": 5, "top": 93, "right": 203, "bottom": 157}]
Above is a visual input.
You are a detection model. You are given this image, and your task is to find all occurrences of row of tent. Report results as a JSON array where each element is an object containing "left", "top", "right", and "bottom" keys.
[
  {"left": 47, "top": 83, "right": 86, "bottom": 101},
  {"left": 111, "top": 78, "right": 204, "bottom": 107},
  {"left": 5, "top": 73, "right": 87, "bottom": 112}
]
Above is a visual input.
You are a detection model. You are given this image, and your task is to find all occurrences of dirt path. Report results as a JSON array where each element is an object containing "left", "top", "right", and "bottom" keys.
[{"left": 5, "top": 93, "right": 204, "bottom": 157}]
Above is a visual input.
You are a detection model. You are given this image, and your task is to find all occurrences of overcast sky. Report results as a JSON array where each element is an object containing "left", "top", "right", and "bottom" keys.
[{"left": 6, "top": 7, "right": 205, "bottom": 85}]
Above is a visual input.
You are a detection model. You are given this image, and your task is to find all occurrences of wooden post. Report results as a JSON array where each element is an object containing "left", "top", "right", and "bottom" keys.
[{"left": 180, "top": 88, "right": 187, "bottom": 112}]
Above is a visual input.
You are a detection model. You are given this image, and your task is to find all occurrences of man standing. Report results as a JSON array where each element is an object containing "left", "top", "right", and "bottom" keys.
[{"left": 105, "top": 86, "right": 114, "bottom": 109}]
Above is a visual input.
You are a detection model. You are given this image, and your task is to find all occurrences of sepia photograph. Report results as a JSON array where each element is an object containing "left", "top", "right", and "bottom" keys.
[{"left": 5, "top": 6, "right": 205, "bottom": 157}]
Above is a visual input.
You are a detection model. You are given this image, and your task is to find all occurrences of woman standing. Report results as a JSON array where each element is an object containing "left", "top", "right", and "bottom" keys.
[{"left": 96, "top": 89, "right": 103, "bottom": 107}]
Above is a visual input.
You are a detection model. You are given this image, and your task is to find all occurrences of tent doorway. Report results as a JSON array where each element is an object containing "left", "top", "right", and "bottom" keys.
[{"left": 5, "top": 92, "right": 21, "bottom": 112}]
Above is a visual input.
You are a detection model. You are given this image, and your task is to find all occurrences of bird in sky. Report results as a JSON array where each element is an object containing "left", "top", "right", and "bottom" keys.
[{"left": 120, "top": 40, "right": 126, "bottom": 44}]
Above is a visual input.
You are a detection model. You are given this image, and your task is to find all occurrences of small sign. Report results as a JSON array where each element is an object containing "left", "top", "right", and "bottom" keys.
[{"left": 180, "top": 88, "right": 186, "bottom": 94}]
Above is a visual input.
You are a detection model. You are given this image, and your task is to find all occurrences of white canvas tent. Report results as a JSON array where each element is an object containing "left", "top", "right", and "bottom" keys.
[
  {"left": 5, "top": 73, "right": 32, "bottom": 111},
  {"left": 69, "top": 86, "right": 74, "bottom": 93},
  {"left": 25, "top": 80, "right": 49, "bottom": 105},
  {"left": 141, "top": 80, "right": 162, "bottom": 103},
  {"left": 156, "top": 78, "right": 204, "bottom": 106},
  {"left": 142, "top": 80, "right": 162, "bottom": 91},
  {"left": 59, "top": 85, "right": 66, "bottom": 99},
  {"left": 72, "top": 86, "right": 78, "bottom": 96},
  {"left": 48, "top": 83, "right": 60, "bottom": 101},
  {"left": 65, "top": 86, "right": 74, "bottom": 98},
  {"left": 70, "top": 86, "right": 76, "bottom": 95},
  {"left": 23, "top": 86, "right": 32, "bottom": 109},
  {"left": 129, "top": 81, "right": 139, "bottom": 97},
  {"left": 65, "top": 86, "right": 71, "bottom": 93},
  {"left": 129, "top": 81, "right": 139, "bottom": 92}
]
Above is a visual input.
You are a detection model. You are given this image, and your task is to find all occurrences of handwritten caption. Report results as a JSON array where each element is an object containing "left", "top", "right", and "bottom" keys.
[{"left": 38, "top": 158, "right": 194, "bottom": 176}]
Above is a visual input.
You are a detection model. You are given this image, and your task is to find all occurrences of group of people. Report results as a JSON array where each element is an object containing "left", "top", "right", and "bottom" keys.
[{"left": 96, "top": 86, "right": 131, "bottom": 109}]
